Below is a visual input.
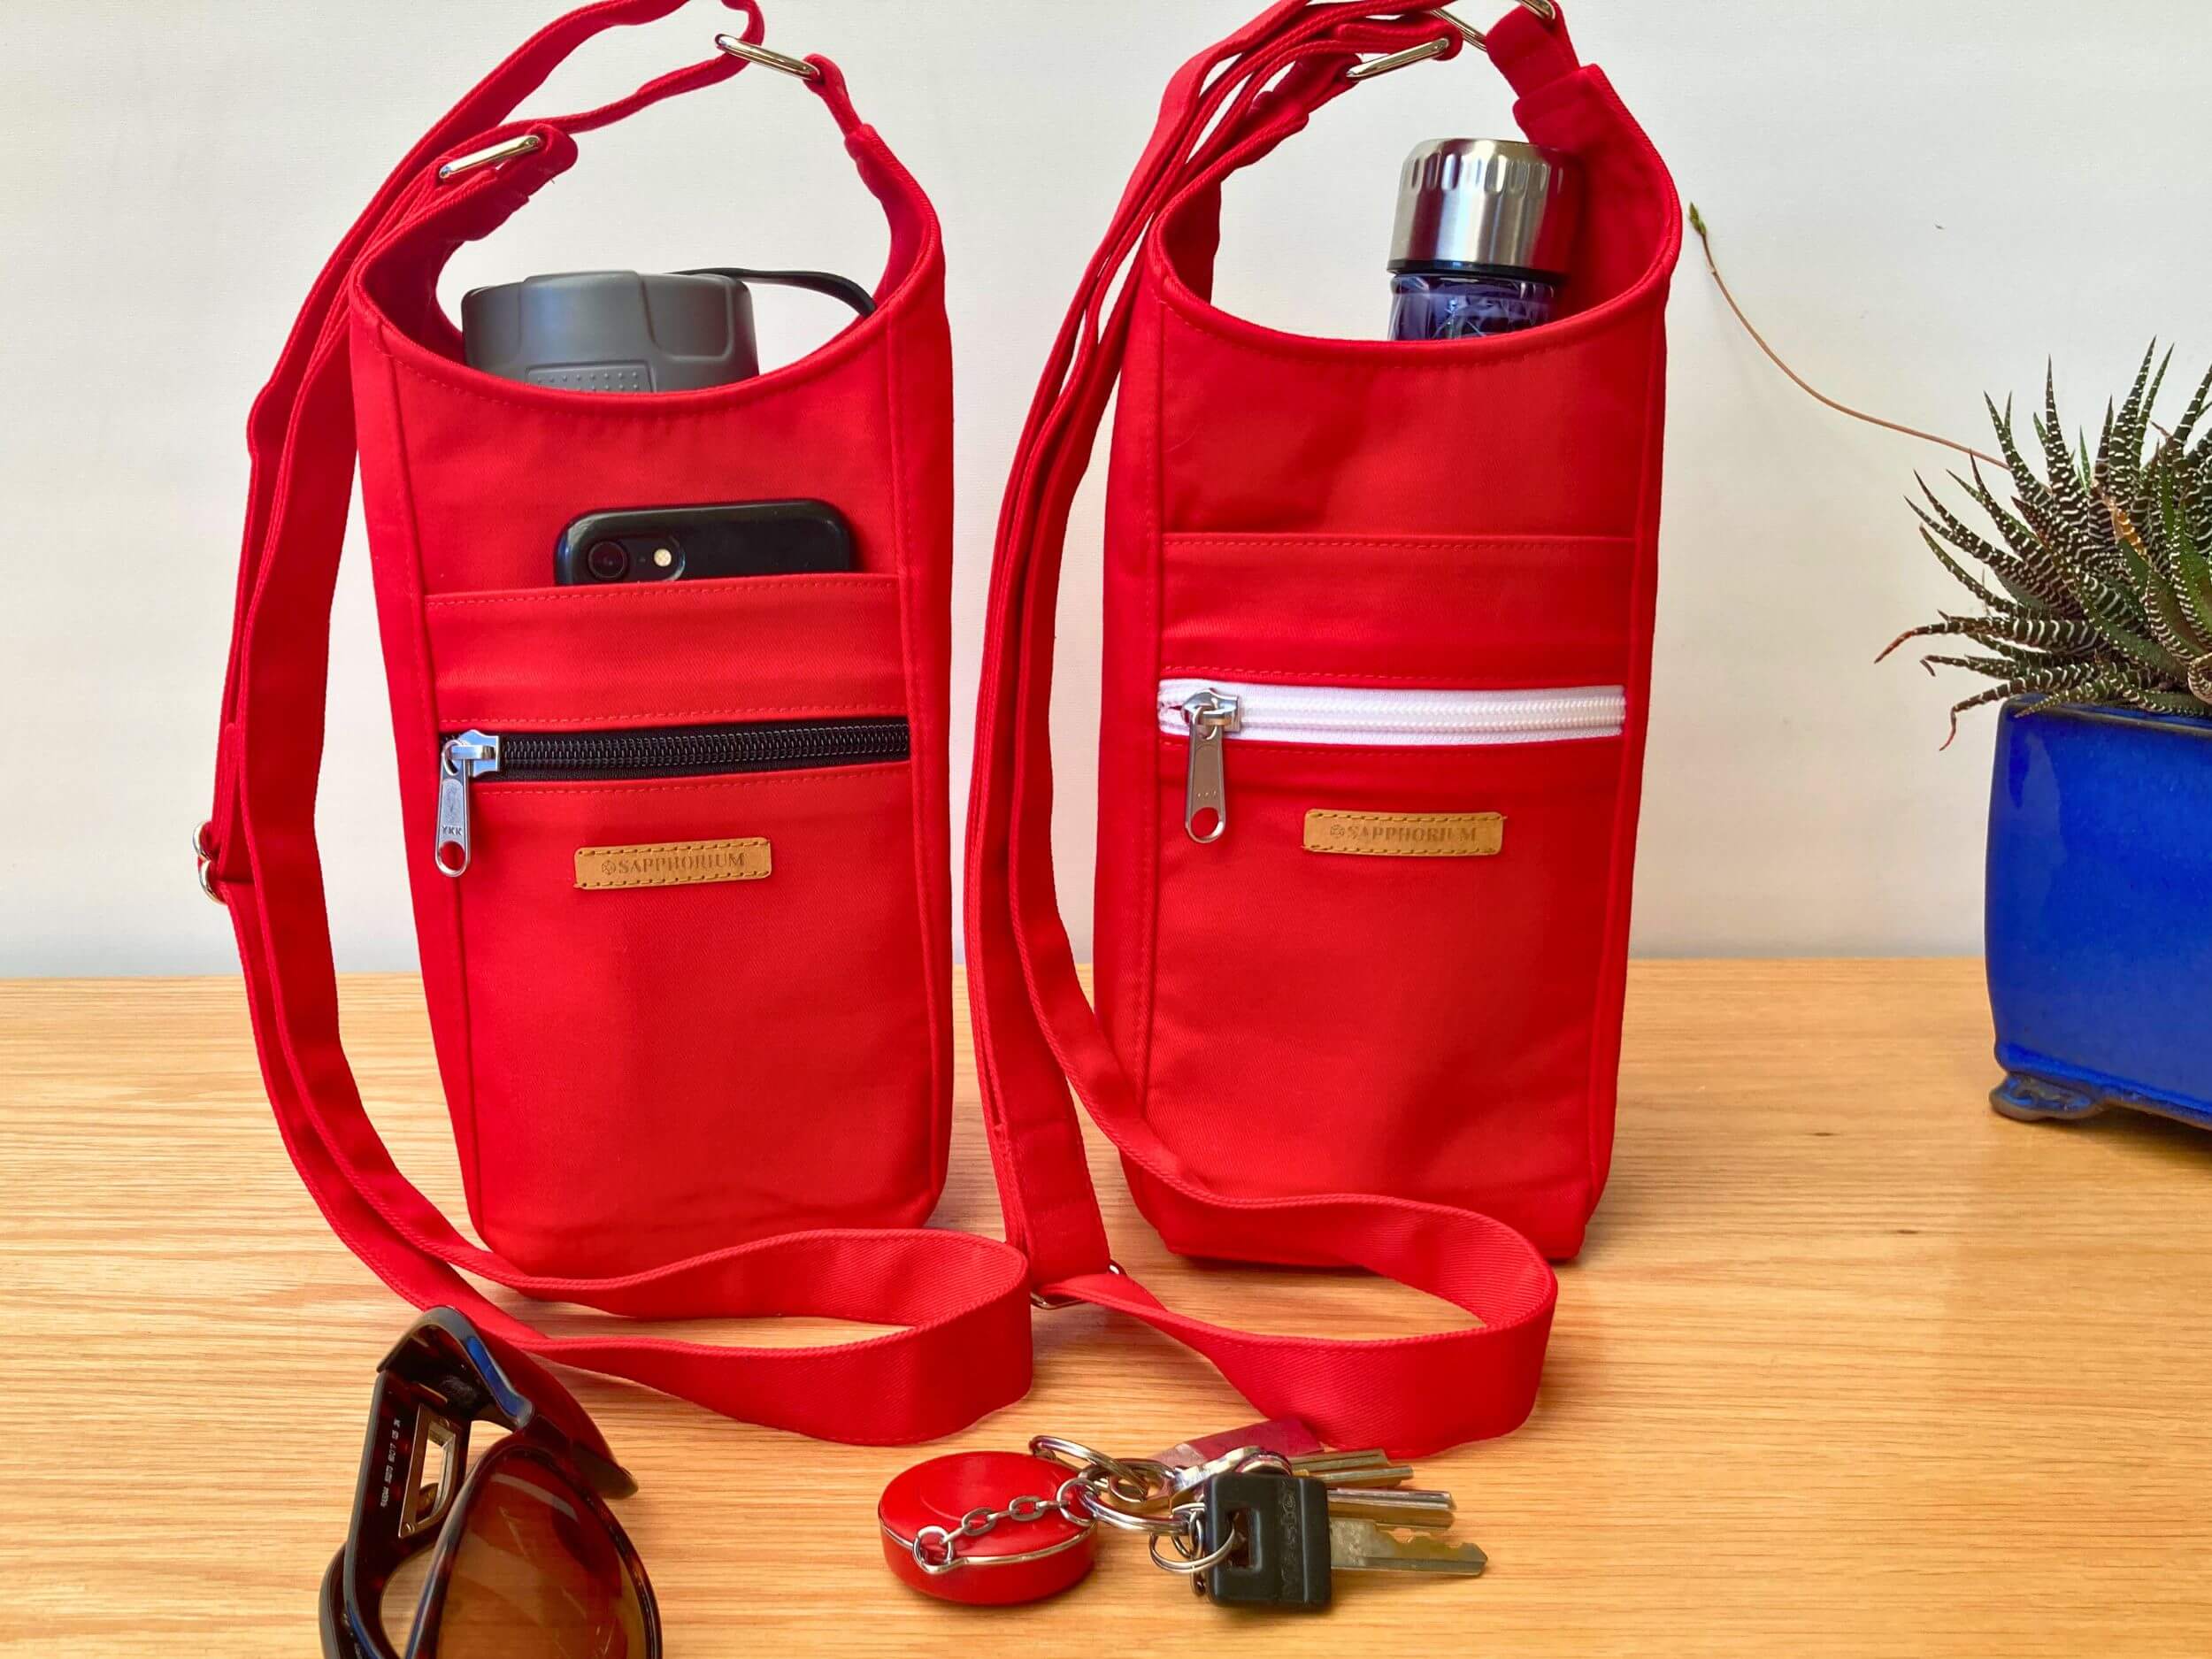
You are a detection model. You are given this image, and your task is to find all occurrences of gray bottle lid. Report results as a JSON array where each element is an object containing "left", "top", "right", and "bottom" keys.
[
  {"left": 460, "top": 270, "right": 758, "bottom": 393},
  {"left": 1388, "top": 138, "right": 1579, "bottom": 280}
]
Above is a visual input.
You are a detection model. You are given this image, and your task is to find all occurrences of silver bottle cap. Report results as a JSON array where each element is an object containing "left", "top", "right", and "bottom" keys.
[{"left": 1388, "top": 138, "right": 1578, "bottom": 280}]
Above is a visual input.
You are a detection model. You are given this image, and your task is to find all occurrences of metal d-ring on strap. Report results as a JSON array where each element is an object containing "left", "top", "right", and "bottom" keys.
[
  {"left": 438, "top": 32, "right": 817, "bottom": 185},
  {"left": 713, "top": 32, "right": 820, "bottom": 80},
  {"left": 434, "top": 133, "right": 545, "bottom": 182},
  {"left": 194, "top": 822, "right": 224, "bottom": 905},
  {"left": 1346, "top": 0, "right": 1558, "bottom": 81}
]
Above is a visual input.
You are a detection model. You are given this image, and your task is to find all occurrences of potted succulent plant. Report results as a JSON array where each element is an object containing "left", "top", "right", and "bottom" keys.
[
  {"left": 1689, "top": 210, "right": 2212, "bottom": 1132},
  {"left": 1880, "top": 351, "right": 2212, "bottom": 1131}
]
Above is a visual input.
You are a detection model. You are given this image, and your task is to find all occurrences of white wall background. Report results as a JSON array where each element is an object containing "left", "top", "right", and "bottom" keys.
[{"left": 3, "top": 0, "right": 2205, "bottom": 975}]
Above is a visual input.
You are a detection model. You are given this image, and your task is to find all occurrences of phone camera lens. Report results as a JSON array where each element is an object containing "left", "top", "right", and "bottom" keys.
[{"left": 584, "top": 541, "right": 630, "bottom": 582}]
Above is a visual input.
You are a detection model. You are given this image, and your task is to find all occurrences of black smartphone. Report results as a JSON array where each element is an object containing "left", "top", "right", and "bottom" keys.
[{"left": 554, "top": 500, "right": 855, "bottom": 585}]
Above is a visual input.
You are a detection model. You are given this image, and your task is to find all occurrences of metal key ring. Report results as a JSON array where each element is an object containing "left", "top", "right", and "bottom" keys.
[
  {"left": 1026, "top": 1435, "right": 1117, "bottom": 1471},
  {"left": 1027, "top": 1437, "right": 1156, "bottom": 1505},
  {"left": 1104, "top": 1458, "right": 1179, "bottom": 1499},
  {"left": 1074, "top": 1456, "right": 1182, "bottom": 1526},
  {"left": 1149, "top": 1517, "right": 1243, "bottom": 1576},
  {"left": 1160, "top": 1444, "right": 1294, "bottom": 1499},
  {"left": 1068, "top": 1473, "right": 1191, "bottom": 1537}
]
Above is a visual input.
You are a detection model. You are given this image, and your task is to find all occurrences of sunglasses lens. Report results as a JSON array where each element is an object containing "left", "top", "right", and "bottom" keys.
[{"left": 434, "top": 1455, "right": 649, "bottom": 1658}]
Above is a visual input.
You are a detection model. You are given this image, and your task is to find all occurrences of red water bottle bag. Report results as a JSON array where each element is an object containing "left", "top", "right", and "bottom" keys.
[
  {"left": 963, "top": 0, "right": 1681, "bottom": 1452},
  {"left": 201, "top": 1, "right": 1037, "bottom": 1444}
]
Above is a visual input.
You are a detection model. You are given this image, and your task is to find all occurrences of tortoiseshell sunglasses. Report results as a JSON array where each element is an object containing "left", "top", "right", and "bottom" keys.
[{"left": 319, "top": 1308, "right": 659, "bottom": 1659}]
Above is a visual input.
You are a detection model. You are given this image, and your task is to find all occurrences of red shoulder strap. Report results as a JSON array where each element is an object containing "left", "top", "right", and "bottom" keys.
[
  {"left": 207, "top": 0, "right": 1591, "bottom": 1455},
  {"left": 964, "top": 2, "right": 1586, "bottom": 1456},
  {"left": 200, "top": 0, "right": 1033, "bottom": 1445}
]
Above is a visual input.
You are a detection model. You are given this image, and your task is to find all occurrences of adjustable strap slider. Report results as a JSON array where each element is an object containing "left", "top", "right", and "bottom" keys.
[{"left": 1032, "top": 1261, "right": 1125, "bottom": 1312}]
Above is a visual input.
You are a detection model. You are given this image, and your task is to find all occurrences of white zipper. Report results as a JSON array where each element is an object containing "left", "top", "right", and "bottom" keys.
[{"left": 1157, "top": 678, "right": 1625, "bottom": 843}]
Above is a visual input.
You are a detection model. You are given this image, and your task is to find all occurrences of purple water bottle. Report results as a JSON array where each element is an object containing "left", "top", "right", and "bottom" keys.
[{"left": 1387, "top": 138, "right": 1578, "bottom": 341}]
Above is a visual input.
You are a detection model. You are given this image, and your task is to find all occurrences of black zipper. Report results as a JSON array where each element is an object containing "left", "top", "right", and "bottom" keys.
[
  {"left": 434, "top": 717, "right": 910, "bottom": 876},
  {"left": 484, "top": 718, "right": 909, "bottom": 780}
]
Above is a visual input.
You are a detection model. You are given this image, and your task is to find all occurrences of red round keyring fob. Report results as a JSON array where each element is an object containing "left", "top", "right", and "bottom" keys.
[{"left": 879, "top": 1451, "right": 1096, "bottom": 1605}]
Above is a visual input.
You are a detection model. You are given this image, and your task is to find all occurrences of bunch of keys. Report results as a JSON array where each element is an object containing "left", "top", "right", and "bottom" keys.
[{"left": 878, "top": 1420, "right": 1486, "bottom": 1612}]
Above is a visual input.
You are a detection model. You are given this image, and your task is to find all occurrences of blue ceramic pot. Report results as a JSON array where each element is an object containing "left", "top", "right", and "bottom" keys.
[{"left": 1985, "top": 698, "right": 2212, "bottom": 1131}]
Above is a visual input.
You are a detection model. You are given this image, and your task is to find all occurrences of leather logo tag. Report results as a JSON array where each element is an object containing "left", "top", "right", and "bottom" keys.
[
  {"left": 1302, "top": 811, "right": 1504, "bottom": 858},
  {"left": 574, "top": 838, "right": 772, "bottom": 891}
]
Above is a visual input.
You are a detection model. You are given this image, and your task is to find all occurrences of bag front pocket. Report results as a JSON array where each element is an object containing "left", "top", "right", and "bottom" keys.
[
  {"left": 1133, "top": 676, "right": 1627, "bottom": 1256},
  {"left": 440, "top": 716, "right": 933, "bottom": 1276},
  {"left": 401, "top": 574, "right": 943, "bottom": 1279}
]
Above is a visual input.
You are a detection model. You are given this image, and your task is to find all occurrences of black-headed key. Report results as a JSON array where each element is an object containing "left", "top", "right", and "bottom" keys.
[{"left": 1199, "top": 1472, "right": 1486, "bottom": 1610}]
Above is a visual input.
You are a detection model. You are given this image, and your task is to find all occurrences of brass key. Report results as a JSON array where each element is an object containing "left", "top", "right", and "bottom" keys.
[
  {"left": 1328, "top": 1517, "right": 1487, "bottom": 1575},
  {"left": 1323, "top": 1485, "right": 1456, "bottom": 1528},
  {"left": 1168, "top": 1447, "right": 1444, "bottom": 1523},
  {"left": 1286, "top": 1448, "right": 1448, "bottom": 1525},
  {"left": 1292, "top": 1449, "right": 1417, "bottom": 1488},
  {"left": 1196, "top": 1472, "right": 1485, "bottom": 1609}
]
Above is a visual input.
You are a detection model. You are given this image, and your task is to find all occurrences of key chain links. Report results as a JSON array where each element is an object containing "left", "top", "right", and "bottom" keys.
[
  {"left": 904, "top": 1435, "right": 1178, "bottom": 1578},
  {"left": 904, "top": 1437, "right": 1258, "bottom": 1583},
  {"left": 909, "top": 1490, "right": 1091, "bottom": 1577}
]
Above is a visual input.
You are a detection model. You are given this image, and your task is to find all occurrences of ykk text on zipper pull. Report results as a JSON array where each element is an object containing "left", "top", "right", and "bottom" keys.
[{"left": 435, "top": 731, "right": 502, "bottom": 877}]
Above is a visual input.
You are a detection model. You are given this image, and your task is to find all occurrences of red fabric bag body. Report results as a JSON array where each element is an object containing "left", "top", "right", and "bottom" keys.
[
  {"left": 204, "top": 2, "right": 1036, "bottom": 1446},
  {"left": 964, "top": 0, "right": 1680, "bottom": 1451},
  {"left": 1091, "top": 12, "right": 1678, "bottom": 1264},
  {"left": 349, "top": 85, "right": 955, "bottom": 1283}
]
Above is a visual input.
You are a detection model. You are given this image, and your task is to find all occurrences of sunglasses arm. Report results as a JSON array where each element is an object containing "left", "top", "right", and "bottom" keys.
[{"left": 389, "top": 1310, "right": 636, "bottom": 1499}]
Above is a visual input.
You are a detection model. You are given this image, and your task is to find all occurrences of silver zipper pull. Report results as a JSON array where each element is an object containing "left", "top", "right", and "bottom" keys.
[
  {"left": 434, "top": 731, "right": 501, "bottom": 877},
  {"left": 1179, "top": 689, "right": 1241, "bottom": 844}
]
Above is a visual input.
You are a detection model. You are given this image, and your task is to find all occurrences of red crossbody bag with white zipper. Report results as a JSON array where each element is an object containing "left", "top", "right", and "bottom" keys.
[{"left": 964, "top": 0, "right": 1678, "bottom": 1452}]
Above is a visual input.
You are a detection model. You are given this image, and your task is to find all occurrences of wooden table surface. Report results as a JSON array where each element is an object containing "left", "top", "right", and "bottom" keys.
[{"left": 4, "top": 961, "right": 2208, "bottom": 1655}]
